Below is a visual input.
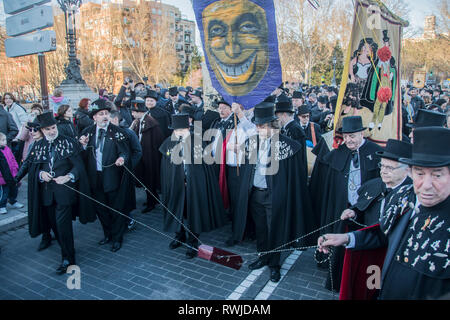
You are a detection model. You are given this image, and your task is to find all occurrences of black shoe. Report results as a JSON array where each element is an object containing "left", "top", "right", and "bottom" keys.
[
  {"left": 225, "top": 238, "right": 238, "bottom": 247},
  {"left": 186, "top": 248, "right": 197, "bottom": 259},
  {"left": 56, "top": 260, "right": 71, "bottom": 275},
  {"left": 248, "top": 258, "right": 267, "bottom": 271},
  {"left": 111, "top": 242, "right": 122, "bottom": 252},
  {"left": 270, "top": 268, "right": 281, "bottom": 283},
  {"left": 169, "top": 238, "right": 185, "bottom": 250},
  {"left": 37, "top": 238, "right": 52, "bottom": 251},
  {"left": 98, "top": 237, "right": 111, "bottom": 245}
]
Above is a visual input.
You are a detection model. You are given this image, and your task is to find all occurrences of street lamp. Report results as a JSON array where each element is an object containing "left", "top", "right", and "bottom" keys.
[
  {"left": 331, "top": 55, "right": 337, "bottom": 87},
  {"left": 57, "top": 0, "right": 86, "bottom": 85}
]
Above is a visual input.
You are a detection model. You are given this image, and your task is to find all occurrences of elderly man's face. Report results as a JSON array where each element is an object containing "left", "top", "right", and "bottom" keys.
[
  {"left": 93, "top": 110, "right": 110, "bottom": 128},
  {"left": 42, "top": 125, "right": 59, "bottom": 141},
  {"left": 379, "top": 158, "right": 409, "bottom": 187},
  {"left": 343, "top": 131, "right": 364, "bottom": 151},
  {"left": 412, "top": 166, "right": 450, "bottom": 207}
]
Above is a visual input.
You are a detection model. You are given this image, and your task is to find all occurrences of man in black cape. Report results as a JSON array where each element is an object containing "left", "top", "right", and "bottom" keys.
[
  {"left": 25, "top": 112, "right": 96, "bottom": 274},
  {"left": 234, "top": 102, "right": 313, "bottom": 283},
  {"left": 319, "top": 127, "right": 450, "bottom": 299},
  {"left": 143, "top": 91, "right": 172, "bottom": 138},
  {"left": 314, "top": 116, "right": 382, "bottom": 291},
  {"left": 79, "top": 99, "right": 131, "bottom": 253},
  {"left": 130, "top": 100, "right": 165, "bottom": 213},
  {"left": 159, "top": 114, "right": 226, "bottom": 259}
]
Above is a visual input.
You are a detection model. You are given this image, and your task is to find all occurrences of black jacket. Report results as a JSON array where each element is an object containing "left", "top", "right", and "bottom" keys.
[
  {"left": 0, "top": 105, "right": 19, "bottom": 144},
  {"left": 57, "top": 117, "right": 77, "bottom": 139},
  {"left": 74, "top": 108, "right": 94, "bottom": 137},
  {"left": 81, "top": 124, "right": 130, "bottom": 193}
]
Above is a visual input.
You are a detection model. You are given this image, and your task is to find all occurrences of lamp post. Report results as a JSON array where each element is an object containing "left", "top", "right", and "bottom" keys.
[
  {"left": 57, "top": 0, "right": 85, "bottom": 85},
  {"left": 331, "top": 55, "right": 337, "bottom": 87}
]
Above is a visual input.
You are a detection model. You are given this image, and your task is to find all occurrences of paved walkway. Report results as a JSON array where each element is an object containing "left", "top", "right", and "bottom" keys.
[{"left": 0, "top": 188, "right": 337, "bottom": 300}]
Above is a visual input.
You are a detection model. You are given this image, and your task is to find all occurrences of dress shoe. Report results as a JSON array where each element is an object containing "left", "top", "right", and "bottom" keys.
[
  {"left": 111, "top": 242, "right": 122, "bottom": 252},
  {"left": 169, "top": 239, "right": 185, "bottom": 250},
  {"left": 248, "top": 258, "right": 267, "bottom": 271},
  {"left": 270, "top": 268, "right": 281, "bottom": 283},
  {"left": 56, "top": 260, "right": 71, "bottom": 275},
  {"left": 98, "top": 237, "right": 111, "bottom": 245},
  {"left": 225, "top": 238, "right": 238, "bottom": 247},
  {"left": 185, "top": 248, "right": 197, "bottom": 259},
  {"left": 37, "top": 238, "right": 52, "bottom": 251}
]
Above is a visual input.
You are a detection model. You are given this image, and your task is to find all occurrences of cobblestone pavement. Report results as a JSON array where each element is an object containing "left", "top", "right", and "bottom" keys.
[{"left": 0, "top": 188, "right": 337, "bottom": 300}]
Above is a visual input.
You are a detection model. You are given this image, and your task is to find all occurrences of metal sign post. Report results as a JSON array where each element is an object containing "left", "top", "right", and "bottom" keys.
[{"left": 38, "top": 53, "right": 49, "bottom": 109}]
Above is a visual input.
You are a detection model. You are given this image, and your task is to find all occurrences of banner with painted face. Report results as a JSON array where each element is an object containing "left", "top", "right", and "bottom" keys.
[
  {"left": 333, "top": 0, "right": 408, "bottom": 147},
  {"left": 193, "top": 0, "right": 282, "bottom": 109}
]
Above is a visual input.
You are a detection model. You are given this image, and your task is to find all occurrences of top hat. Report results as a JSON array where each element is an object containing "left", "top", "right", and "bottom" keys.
[
  {"left": 376, "top": 139, "right": 412, "bottom": 161},
  {"left": 263, "top": 95, "right": 276, "bottom": 103},
  {"left": 169, "top": 86, "right": 178, "bottom": 97},
  {"left": 292, "top": 91, "right": 303, "bottom": 99},
  {"left": 252, "top": 102, "right": 277, "bottom": 125},
  {"left": 145, "top": 90, "right": 159, "bottom": 101},
  {"left": 275, "top": 95, "right": 294, "bottom": 113},
  {"left": 131, "top": 99, "right": 147, "bottom": 113},
  {"left": 406, "top": 109, "right": 446, "bottom": 128},
  {"left": 169, "top": 114, "right": 190, "bottom": 130},
  {"left": 297, "top": 105, "right": 311, "bottom": 115},
  {"left": 186, "top": 86, "right": 193, "bottom": 93},
  {"left": 36, "top": 112, "right": 57, "bottom": 128},
  {"left": 27, "top": 117, "right": 41, "bottom": 131},
  {"left": 340, "top": 116, "right": 366, "bottom": 133},
  {"left": 399, "top": 127, "right": 450, "bottom": 167},
  {"left": 217, "top": 99, "right": 231, "bottom": 108},
  {"left": 190, "top": 90, "right": 203, "bottom": 98},
  {"left": 90, "top": 99, "right": 111, "bottom": 117}
]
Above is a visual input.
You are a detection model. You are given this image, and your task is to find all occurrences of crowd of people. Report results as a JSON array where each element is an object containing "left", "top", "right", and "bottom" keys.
[{"left": 0, "top": 78, "right": 448, "bottom": 300}]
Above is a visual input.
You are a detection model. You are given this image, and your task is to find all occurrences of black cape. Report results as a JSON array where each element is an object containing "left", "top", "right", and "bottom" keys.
[
  {"left": 27, "top": 135, "right": 96, "bottom": 238},
  {"left": 234, "top": 134, "right": 315, "bottom": 249},
  {"left": 159, "top": 134, "right": 227, "bottom": 234},
  {"left": 318, "top": 139, "right": 382, "bottom": 291}
]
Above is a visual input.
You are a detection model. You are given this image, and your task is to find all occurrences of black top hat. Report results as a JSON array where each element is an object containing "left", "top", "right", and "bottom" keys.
[
  {"left": 169, "top": 114, "right": 190, "bottom": 130},
  {"left": 275, "top": 95, "right": 294, "bottom": 113},
  {"left": 37, "top": 111, "right": 57, "bottom": 128},
  {"left": 340, "top": 116, "right": 366, "bottom": 133},
  {"left": 252, "top": 102, "right": 277, "bottom": 125},
  {"left": 145, "top": 90, "right": 159, "bottom": 101},
  {"left": 376, "top": 139, "right": 412, "bottom": 161},
  {"left": 131, "top": 100, "right": 147, "bottom": 113},
  {"left": 90, "top": 99, "right": 111, "bottom": 117},
  {"left": 399, "top": 127, "right": 450, "bottom": 167},
  {"left": 27, "top": 117, "right": 41, "bottom": 130},
  {"left": 169, "top": 86, "right": 178, "bottom": 96},
  {"left": 186, "top": 86, "right": 193, "bottom": 93},
  {"left": 406, "top": 109, "right": 446, "bottom": 128},
  {"left": 217, "top": 99, "right": 231, "bottom": 108},
  {"left": 292, "top": 91, "right": 303, "bottom": 99},
  {"left": 297, "top": 105, "right": 311, "bottom": 115},
  {"left": 190, "top": 90, "right": 202, "bottom": 98}
]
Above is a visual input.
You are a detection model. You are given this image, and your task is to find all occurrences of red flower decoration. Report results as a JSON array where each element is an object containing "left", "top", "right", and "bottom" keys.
[
  {"left": 377, "top": 87, "right": 392, "bottom": 103},
  {"left": 377, "top": 45, "right": 392, "bottom": 62}
]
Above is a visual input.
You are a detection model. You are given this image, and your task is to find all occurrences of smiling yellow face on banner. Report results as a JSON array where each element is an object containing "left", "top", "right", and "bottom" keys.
[{"left": 203, "top": 0, "right": 269, "bottom": 96}]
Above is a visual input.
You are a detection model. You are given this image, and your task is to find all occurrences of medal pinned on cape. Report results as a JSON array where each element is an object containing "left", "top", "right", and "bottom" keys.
[{"left": 197, "top": 245, "right": 243, "bottom": 270}]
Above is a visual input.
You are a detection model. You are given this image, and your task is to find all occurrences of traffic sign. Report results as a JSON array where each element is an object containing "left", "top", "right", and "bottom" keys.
[
  {"left": 5, "top": 29, "right": 56, "bottom": 58},
  {"left": 2, "top": 0, "right": 51, "bottom": 15},
  {"left": 6, "top": 5, "right": 54, "bottom": 37}
]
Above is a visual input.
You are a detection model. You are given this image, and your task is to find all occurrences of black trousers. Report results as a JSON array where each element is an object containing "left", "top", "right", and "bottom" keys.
[
  {"left": 227, "top": 165, "right": 240, "bottom": 232},
  {"left": 175, "top": 189, "right": 199, "bottom": 248},
  {"left": 44, "top": 203, "right": 75, "bottom": 263},
  {"left": 40, "top": 207, "right": 55, "bottom": 241},
  {"left": 249, "top": 187, "right": 280, "bottom": 269},
  {"left": 94, "top": 172, "right": 126, "bottom": 243}
]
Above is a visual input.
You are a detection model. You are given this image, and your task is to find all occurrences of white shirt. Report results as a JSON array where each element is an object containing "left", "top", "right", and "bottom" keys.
[
  {"left": 226, "top": 117, "right": 256, "bottom": 166},
  {"left": 95, "top": 124, "right": 109, "bottom": 171}
]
